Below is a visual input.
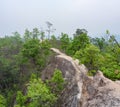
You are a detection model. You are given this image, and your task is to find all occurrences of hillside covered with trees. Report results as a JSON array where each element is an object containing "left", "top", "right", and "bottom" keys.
[{"left": 0, "top": 28, "right": 120, "bottom": 107}]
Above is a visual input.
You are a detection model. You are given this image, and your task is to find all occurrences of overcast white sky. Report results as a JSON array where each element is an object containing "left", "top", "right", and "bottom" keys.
[{"left": 0, "top": 0, "right": 120, "bottom": 37}]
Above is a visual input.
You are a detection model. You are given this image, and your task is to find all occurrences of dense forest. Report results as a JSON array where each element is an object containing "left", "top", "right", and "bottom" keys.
[{"left": 0, "top": 28, "right": 120, "bottom": 107}]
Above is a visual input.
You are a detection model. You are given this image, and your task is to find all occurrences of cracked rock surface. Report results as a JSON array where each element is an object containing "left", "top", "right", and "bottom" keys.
[{"left": 42, "top": 48, "right": 120, "bottom": 107}]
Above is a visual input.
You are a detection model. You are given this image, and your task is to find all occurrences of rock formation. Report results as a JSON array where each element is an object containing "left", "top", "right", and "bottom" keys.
[{"left": 42, "top": 48, "right": 120, "bottom": 107}]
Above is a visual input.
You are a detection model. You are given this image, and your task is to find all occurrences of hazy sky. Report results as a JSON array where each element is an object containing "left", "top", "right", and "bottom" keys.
[{"left": 0, "top": 0, "right": 120, "bottom": 37}]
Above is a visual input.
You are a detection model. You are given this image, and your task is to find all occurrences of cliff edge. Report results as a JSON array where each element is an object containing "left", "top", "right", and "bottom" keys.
[{"left": 42, "top": 48, "right": 120, "bottom": 107}]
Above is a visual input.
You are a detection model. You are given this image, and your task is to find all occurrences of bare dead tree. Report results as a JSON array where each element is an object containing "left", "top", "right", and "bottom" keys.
[{"left": 46, "top": 21, "right": 56, "bottom": 39}]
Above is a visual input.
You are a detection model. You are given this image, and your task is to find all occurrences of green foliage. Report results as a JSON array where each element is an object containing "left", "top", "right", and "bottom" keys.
[
  {"left": 49, "top": 35, "right": 61, "bottom": 49},
  {"left": 0, "top": 94, "right": 6, "bottom": 107},
  {"left": 24, "top": 28, "right": 40, "bottom": 41},
  {"left": 22, "top": 39, "right": 40, "bottom": 58},
  {"left": 17, "top": 69, "right": 64, "bottom": 106},
  {"left": 0, "top": 28, "right": 52, "bottom": 106},
  {"left": 67, "top": 33, "right": 90, "bottom": 56},
  {"left": 101, "top": 66, "right": 120, "bottom": 81},
  {"left": 22, "top": 38, "right": 51, "bottom": 71},
  {"left": 1, "top": 27, "right": 120, "bottom": 106},
  {"left": 15, "top": 69, "right": 65, "bottom": 107},
  {"left": 87, "top": 70, "right": 97, "bottom": 76},
  {"left": 27, "top": 75, "right": 57, "bottom": 107},
  {"left": 60, "top": 33, "right": 70, "bottom": 53},
  {"left": 47, "top": 69, "right": 65, "bottom": 95},
  {"left": 73, "top": 32, "right": 120, "bottom": 79},
  {"left": 99, "top": 52, "right": 120, "bottom": 80},
  {"left": 74, "top": 28, "right": 88, "bottom": 36},
  {"left": 74, "top": 44, "right": 102, "bottom": 70},
  {"left": 32, "top": 28, "right": 40, "bottom": 39},
  {"left": 0, "top": 35, "right": 22, "bottom": 91},
  {"left": 15, "top": 91, "right": 26, "bottom": 107},
  {"left": 106, "top": 30, "right": 110, "bottom": 35},
  {"left": 91, "top": 37, "right": 107, "bottom": 51},
  {"left": 58, "top": 29, "right": 120, "bottom": 80}
]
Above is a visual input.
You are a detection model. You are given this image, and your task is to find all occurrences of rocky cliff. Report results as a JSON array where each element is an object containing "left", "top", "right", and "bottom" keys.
[{"left": 42, "top": 48, "right": 120, "bottom": 107}]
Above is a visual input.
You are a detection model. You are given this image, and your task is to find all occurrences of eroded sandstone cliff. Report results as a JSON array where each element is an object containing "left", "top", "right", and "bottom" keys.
[{"left": 42, "top": 48, "right": 120, "bottom": 107}]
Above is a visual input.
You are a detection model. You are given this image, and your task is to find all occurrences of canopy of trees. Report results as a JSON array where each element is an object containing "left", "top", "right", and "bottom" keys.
[{"left": 0, "top": 28, "right": 120, "bottom": 106}]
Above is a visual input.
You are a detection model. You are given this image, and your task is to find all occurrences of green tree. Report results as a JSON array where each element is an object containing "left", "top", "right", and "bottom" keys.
[
  {"left": 91, "top": 37, "right": 107, "bottom": 51},
  {"left": 47, "top": 69, "right": 65, "bottom": 95},
  {"left": 74, "top": 44, "right": 102, "bottom": 71},
  {"left": 22, "top": 39, "right": 40, "bottom": 60},
  {"left": 40, "top": 31, "right": 45, "bottom": 41},
  {"left": 0, "top": 35, "right": 23, "bottom": 91},
  {"left": 24, "top": 29, "right": 32, "bottom": 41},
  {"left": 15, "top": 74, "right": 57, "bottom": 107},
  {"left": 60, "top": 33, "right": 70, "bottom": 53},
  {"left": 73, "top": 28, "right": 88, "bottom": 37},
  {"left": 22, "top": 38, "right": 51, "bottom": 72},
  {"left": 67, "top": 33, "right": 90, "bottom": 56},
  {"left": 15, "top": 69, "right": 65, "bottom": 107},
  {"left": 32, "top": 28, "right": 40, "bottom": 39}
]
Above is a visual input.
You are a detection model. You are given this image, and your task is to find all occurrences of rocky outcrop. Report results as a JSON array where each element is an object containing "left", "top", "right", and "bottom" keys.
[
  {"left": 42, "top": 48, "right": 120, "bottom": 107},
  {"left": 81, "top": 71, "right": 120, "bottom": 107}
]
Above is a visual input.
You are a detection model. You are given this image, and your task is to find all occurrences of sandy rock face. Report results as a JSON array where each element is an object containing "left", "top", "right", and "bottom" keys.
[
  {"left": 42, "top": 48, "right": 120, "bottom": 107},
  {"left": 81, "top": 71, "right": 120, "bottom": 107}
]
